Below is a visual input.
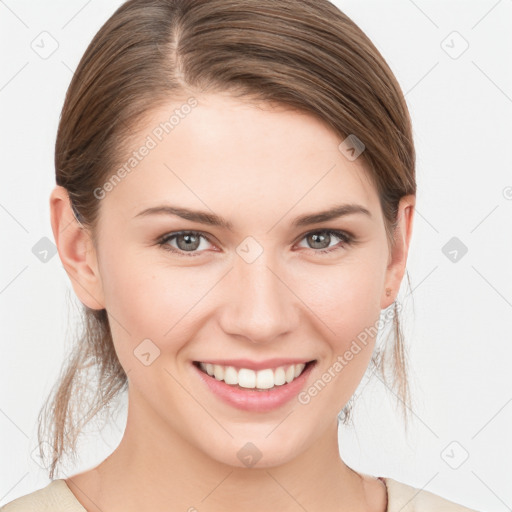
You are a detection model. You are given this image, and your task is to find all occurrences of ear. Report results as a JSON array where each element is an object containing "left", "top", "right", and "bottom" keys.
[
  {"left": 381, "top": 194, "right": 415, "bottom": 309},
  {"left": 49, "top": 185, "right": 105, "bottom": 310}
]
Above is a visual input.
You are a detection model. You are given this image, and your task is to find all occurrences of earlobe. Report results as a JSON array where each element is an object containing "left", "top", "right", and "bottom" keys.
[
  {"left": 381, "top": 195, "right": 415, "bottom": 309},
  {"left": 49, "top": 185, "right": 105, "bottom": 310}
]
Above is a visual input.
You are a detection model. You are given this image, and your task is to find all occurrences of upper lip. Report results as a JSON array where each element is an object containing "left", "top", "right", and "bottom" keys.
[{"left": 194, "top": 358, "right": 315, "bottom": 371}]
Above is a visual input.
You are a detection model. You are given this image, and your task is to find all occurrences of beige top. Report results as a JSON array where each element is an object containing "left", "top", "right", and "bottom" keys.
[{"left": 0, "top": 477, "right": 479, "bottom": 511}]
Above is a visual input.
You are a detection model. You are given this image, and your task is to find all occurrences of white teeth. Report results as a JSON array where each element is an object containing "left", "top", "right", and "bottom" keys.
[
  {"left": 198, "top": 362, "right": 309, "bottom": 389},
  {"left": 223, "top": 365, "right": 238, "bottom": 385},
  {"left": 238, "top": 368, "right": 256, "bottom": 388},
  {"left": 213, "top": 364, "right": 224, "bottom": 381},
  {"left": 274, "top": 367, "right": 286, "bottom": 385},
  {"left": 294, "top": 363, "right": 305, "bottom": 378},
  {"left": 285, "top": 365, "right": 295, "bottom": 383},
  {"left": 255, "top": 369, "right": 274, "bottom": 389}
]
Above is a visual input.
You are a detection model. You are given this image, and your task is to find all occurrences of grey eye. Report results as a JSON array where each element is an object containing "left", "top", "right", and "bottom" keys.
[{"left": 305, "top": 231, "right": 333, "bottom": 250}]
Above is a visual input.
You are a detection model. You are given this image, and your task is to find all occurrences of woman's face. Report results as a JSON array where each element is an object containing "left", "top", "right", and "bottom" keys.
[{"left": 59, "top": 92, "right": 413, "bottom": 468}]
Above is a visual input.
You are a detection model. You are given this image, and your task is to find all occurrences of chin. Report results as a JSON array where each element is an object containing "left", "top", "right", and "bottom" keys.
[{"left": 198, "top": 432, "right": 307, "bottom": 470}]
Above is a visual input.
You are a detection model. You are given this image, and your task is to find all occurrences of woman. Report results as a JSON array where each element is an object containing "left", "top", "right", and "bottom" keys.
[{"left": 1, "top": 0, "right": 478, "bottom": 510}]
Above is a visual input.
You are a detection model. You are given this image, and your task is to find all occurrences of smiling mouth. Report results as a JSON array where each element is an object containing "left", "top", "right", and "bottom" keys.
[{"left": 193, "top": 360, "right": 316, "bottom": 390}]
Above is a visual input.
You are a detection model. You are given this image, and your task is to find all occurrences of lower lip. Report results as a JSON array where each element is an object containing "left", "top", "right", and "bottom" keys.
[{"left": 192, "top": 361, "right": 316, "bottom": 412}]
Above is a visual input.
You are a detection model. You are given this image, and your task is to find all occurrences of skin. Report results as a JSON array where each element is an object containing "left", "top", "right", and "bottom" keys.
[{"left": 50, "top": 91, "right": 414, "bottom": 512}]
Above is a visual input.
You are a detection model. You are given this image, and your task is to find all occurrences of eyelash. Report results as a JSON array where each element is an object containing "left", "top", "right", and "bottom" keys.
[{"left": 156, "top": 229, "right": 354, "bottom": 257}]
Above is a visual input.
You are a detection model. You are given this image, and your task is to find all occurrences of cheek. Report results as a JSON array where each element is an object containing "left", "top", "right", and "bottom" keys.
[
  {"left": 299, "top": 255, "right": 385, "bottom": 342},
  {"left": 293, "top": 255, "right": 385, "bottom": 408},
  {"left": 98, "top": 247, "right": 221, "bottom": 369},
  {"left": 98, "top": 249, "right": 189, "bottom": 352}
]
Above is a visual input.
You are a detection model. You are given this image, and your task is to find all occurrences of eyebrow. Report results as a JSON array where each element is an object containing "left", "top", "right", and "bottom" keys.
[{"left": 133, "top": 203, "right": 372, "bottom": 230}]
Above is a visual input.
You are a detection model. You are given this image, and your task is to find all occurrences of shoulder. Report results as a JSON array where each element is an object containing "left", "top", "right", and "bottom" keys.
[
  {"left": 382, "top": 477, "right": 480, "bottom": 512},
  {"left": 0, "top": 479, "right": 86, "bottom": 512}
]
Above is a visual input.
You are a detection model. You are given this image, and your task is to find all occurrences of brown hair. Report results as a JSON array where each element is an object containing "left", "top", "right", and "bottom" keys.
[{"left": 39, "top": 0, "right": 416, "bottom": 479}]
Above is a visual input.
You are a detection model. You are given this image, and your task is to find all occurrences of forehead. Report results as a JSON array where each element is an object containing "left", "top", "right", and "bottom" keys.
[{"left": 100, "top": 92, "right": 381, "bottom": 226}]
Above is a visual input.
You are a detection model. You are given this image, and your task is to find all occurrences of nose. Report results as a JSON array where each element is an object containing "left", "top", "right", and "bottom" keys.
[{"left": 218, "top": 249, "right": 300, "bottom": 345}]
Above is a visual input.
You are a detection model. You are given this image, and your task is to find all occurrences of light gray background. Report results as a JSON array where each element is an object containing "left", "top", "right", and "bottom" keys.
[{"left": 1, "top": 1, "right": 511, "bottom": 510}]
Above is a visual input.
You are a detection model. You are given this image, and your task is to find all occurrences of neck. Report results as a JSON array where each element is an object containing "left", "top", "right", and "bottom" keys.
[{"left": 66, "top": 390, "right": 374, "bottom": 512}]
